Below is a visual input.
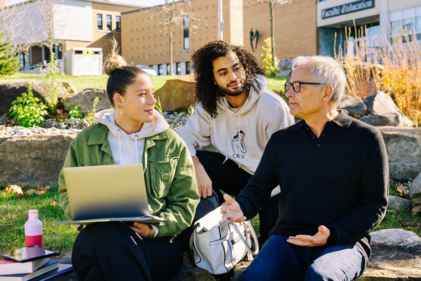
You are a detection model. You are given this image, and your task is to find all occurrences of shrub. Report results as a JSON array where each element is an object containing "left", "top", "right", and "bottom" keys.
[
  {"left": 261, "top": 38, "right": 280, "bottom": 78},
  {"left": 68, "top": 105, "right": 83, "bottom": 119},
  {"left": 335, "top": 26, "right": 421, "bottom": 126},
  {"left": 9, "top": 83, "right": 48, "bottom": 127},
  {"left": 44, "top": 53, "right": 64, "bottom": 114},
  {"left": 84, "top": 97, "right": 99, "bottom": 124}
]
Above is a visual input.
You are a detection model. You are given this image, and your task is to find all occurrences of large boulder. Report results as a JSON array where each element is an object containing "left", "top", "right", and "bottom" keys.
[
  {"left": 338, "top": 95, "right": 367, "bottom": 117},
  {"left": 156, "top": 74, "right": 196, "bottom": 111},
  {"left": 361, "top": 92, "right": 409, "bottom": 127},
  {"left": 388, "top": 195, "right": 412, "bottom": 211},
  {"left": 0, "top": 135, "right": 76, "bottom": 186},
  {"left": 409, "top": 171, "right": 421, "bottom": 207},
  {"left": 379, "top": 127, "right": 421, "bottom": 180},
  {"left": 358, "top": 229, "right": 421, "bottom": 280},
  {"left": 62, "top": 88, "right": 111, "bottom": 114},
  {"left": 0, "top": 80, "right": 70, "bottom": 116}
]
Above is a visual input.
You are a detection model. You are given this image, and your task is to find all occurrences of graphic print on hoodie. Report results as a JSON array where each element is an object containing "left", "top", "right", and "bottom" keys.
[
  {"left": 177, "top": 74, "right": 295, "bottom": 176},
  {"left": 232, "top": 130, "right": 247, "bottom": 159}
]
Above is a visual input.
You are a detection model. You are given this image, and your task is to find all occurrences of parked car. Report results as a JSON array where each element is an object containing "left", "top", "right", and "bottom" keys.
[{"left": 136, "top": 65, "right": 157, "bottom": 76}]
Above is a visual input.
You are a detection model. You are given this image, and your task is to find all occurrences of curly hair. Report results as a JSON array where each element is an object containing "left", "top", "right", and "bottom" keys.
[{"left": 191, "top": 40, "right": 265, "bottom": 118}]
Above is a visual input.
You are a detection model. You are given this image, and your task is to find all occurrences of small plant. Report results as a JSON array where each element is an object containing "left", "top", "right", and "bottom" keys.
[
  {"left": 44, "top": 53, "right": 64, "bottom": 114},
  {"left": 154, "top": 97, "right": 164, "bottom": 117},
  {"left": 261, "top": 38, "right": 280, "bottom": 78},
  {"left": 84, "top": 97, "right": 99, "bottom": 124},
  {"left": 9, "top": 83, "right": 48, "bottom": 127},
  {"left": 68, "top": 105, "right": 83, "bottom": 119}
]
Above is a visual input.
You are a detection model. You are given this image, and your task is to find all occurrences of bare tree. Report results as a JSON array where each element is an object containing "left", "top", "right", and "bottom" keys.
[
  {"left": 161, "top": 0, "right": 198, "bottom": 75},
  {"left": 245, "top": 0, "right": 292, "bottom": 67},
  {"left": 0, "top": 3, "right": 31, "bottom": 55},
  {"left": 32, "top": 0, "right": 64, "bottom": 60}
]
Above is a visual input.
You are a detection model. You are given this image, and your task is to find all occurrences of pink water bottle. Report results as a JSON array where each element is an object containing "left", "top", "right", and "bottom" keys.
[{"left": 24, "top": 210, "right": 43, "bottom": 248}]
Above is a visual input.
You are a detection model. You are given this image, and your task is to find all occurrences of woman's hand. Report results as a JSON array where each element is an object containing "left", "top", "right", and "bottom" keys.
[{"left": 130, "top": 222, "right": 150, "bottom": 238}]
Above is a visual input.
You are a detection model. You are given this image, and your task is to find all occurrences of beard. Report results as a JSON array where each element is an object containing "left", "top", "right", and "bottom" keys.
[{"left": 216, "top": 78, "right": 246, "bottom": 97}]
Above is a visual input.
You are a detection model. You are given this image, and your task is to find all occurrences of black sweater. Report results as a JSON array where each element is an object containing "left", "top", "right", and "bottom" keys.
[{"left": 236, "top": 111, "right": 389, "bottom": 261}]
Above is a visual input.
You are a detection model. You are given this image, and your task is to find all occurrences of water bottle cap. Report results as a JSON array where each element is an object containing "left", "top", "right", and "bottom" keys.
[{"left": 28, "top": 210, "right": 38, "bottom": 220}]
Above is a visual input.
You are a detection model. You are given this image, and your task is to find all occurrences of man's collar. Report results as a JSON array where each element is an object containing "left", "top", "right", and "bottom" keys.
[{"left": 291, "top": 110, "right": 352, "bottom": 133}]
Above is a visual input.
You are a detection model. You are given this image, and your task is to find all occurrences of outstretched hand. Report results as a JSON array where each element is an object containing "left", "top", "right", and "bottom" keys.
[
  {"left": 221, "top": 194, "right": 247, "bottom": 222},
  {"left": 287, "top": 225, "right": 330, "bottom": 247}
]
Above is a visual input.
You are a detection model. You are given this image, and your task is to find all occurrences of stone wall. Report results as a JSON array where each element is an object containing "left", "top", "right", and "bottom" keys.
[{"left": 1, "top": 127, "right": 421, "bottom": 186}]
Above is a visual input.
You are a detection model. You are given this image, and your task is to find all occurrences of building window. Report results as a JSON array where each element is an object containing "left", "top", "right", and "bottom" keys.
[
  {"left": 186, "top": 61, "right": 191, "bottom": 74},
  {"left": 107, "top": 15, "right": 112, "bottom": 32},
  {"left": 158, "top": 64, "right": 163, "bottom": 76},
  {"left": 183, "top": 16, "right": 189, "bottom": 50},
  {"left": 116, "top": 16, "right": 121, "bottom": 32},
  {"left": 389, "top": 6, "right": 421, "bottom": 44},
  {"left": 175, "top": 62, "right": 181, "bottom": 75},
  {"left": 97, "top": 14, "right": 103, "bottom": 30}
]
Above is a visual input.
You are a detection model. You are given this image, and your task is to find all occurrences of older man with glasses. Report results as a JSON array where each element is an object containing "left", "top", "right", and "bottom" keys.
[{"left": 221, "top": 56, "right": 389, "bottom": 281}]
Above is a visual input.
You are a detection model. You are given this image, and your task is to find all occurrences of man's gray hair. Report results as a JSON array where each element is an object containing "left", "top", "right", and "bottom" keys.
[{"left": 291, "top": 56, "right": 346, "bottom": 107}]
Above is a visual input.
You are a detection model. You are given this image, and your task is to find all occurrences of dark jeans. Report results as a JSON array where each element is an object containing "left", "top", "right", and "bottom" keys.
[
  {"left": 239, "top": 235, "right": 366, "bottom": 281},
  {"left": 196, "top": 150, "right": 280, "bottom": 244},
  {"left": 72, "top": 222, "right": 186, "bottom": 281}
]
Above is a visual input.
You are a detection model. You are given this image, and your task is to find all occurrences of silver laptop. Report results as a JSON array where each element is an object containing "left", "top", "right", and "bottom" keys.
[{"left": 55, "top": 163, "right": 168, "bottom": 225}]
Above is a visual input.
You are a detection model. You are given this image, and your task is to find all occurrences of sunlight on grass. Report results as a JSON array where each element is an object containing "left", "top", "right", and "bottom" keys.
[{"left": 0, "top": 186, "right": 78, "bottom": 257}]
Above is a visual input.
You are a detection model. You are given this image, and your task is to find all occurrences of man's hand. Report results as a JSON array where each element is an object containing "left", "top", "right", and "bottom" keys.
[
  {"left": 192, "top": 156, "right": 213, "bottom": 198},
  {"left": 287, "top": 225, "right": 330, "bottom": 247},
  {"left": 129, "top": 222, "right": 150, "bottom": 238},
  {"left": 221, "top": 194, "right": 247, "bottom": 222}
]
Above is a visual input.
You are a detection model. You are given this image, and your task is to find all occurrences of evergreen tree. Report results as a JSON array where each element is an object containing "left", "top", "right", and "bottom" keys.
[{"left": 0, "top": 32, "right": 20, "bottom": 75}]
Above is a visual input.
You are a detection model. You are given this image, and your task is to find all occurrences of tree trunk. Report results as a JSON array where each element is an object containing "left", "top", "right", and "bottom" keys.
[
  {"left": 270, "top": 1, "right": 275, "bottom": 68},
  {"left": 169, "top": 4, "right": 173, "bottom": 76}
]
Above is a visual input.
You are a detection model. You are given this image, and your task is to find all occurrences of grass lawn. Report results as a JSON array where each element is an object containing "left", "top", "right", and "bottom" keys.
[
  {"left": 0, "top": 183, "right": 419, "bottom": 257},
  {"left": 0, "top": 74, "right": 287, "bottom": 97}
]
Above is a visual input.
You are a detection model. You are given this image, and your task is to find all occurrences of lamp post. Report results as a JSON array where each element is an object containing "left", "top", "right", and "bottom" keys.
[{"left": 218, "top": 0, "right": 223, "bottom": 40}]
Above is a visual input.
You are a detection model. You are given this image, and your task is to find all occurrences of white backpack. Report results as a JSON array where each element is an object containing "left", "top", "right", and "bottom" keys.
[{"left": 189, "top": 207, "right": 259, "bottom": 275}]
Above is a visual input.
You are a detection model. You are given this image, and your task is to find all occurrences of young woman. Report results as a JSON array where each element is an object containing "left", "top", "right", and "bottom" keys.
[{"left": 58, "top": 46, "right": 200, "bottom": 281}]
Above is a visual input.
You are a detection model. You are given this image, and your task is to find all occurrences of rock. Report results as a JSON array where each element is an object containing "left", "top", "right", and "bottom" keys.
[
  {"left": 40, "top": 119, "right": 60, "bottom": 129},
  {"left": 388, "top": 195, "right": 412, "bottom": 211},
  {"left": 359, "top": 114, "right": 403, "bottom": 127},
  {"left": 409, "top": 171, "right": 421, "bottom": 207},
  {"left": 338, "top": 95, "right": 367, "bottom": 117},
  {"left": 155, "top": 74, "right": 197, "bottom": 111},
  {"left": 361, "top": 92, "right": 406, "bottom": 127},
  {"left": 62, "top": 88, "right": 111, "bottom": 114},
  {"left": 62, "top": 80, "right": 78, "bottom": 95},
  {"left": 379, "top": 127, "right": 421, "bottom": 180},
  {"left": 0, "top": 135, "right": 76, "bottom": 186},
  {"left": 358, "top": 229, "right": 421, "bottom": 280},
  {"left": 0, "top": 80, "right": 68, "bottom": 116},
  {"left": 50, "top": 252, "right": 214, "bottom": 281},
  {"left": 403, "top": 116, "right": 415, "bottom": 128}
]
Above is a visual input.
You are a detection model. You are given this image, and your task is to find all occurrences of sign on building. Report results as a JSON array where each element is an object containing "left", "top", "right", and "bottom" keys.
[{"left": 321, "top": 0, "right": 375, "bottom": 20}]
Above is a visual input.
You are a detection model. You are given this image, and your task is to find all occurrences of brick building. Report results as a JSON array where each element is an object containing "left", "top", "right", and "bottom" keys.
[{"left": 121, "top": 0, "right": 318, "bottom": 76}]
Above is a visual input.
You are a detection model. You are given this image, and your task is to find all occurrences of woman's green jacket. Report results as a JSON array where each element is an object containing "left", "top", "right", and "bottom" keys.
[{"left": 58, "top": 123, "right": 200, "bottom": 238}]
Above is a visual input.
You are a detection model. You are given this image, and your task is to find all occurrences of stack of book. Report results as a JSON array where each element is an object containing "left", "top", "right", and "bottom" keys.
[{"left": 0, "top": 257, "right": 71, "bottom": 281}]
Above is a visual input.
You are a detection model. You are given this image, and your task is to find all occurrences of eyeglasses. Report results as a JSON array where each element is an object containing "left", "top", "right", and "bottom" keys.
[{"left": 284, "top": 81, "right": 328, "bottom": 93}]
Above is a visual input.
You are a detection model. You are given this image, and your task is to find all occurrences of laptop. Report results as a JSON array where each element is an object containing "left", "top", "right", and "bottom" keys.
[{"left": 54, "top": 163, "right": 169, "bottom": 225}]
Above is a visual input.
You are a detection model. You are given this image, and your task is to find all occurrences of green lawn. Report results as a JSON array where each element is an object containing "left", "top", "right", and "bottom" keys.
[
  {"left": 1, "top": 183, "right": 418, "bottom": 257},
  {"left": 0, "top": 74, "right": 286, "bottom": 97}
]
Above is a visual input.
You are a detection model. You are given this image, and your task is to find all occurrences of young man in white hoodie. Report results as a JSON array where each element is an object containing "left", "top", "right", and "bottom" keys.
[{"left": 177, "top": 40, "right": 294, "bottom": 243}]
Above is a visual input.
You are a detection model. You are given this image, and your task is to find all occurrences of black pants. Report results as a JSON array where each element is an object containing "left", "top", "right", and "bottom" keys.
[
  {"left": 196, "top": 150, "right": 280, "bottom": 245},
  {"left": 72, "top": 222, "right": 185, "bottom": 281}
]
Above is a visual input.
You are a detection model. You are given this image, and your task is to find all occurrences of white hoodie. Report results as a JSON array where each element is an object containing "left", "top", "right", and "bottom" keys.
[
  {"left": 94, "top": 108, "right": 169, "bottom": 236},
  {"left": 177, "top": 75, "right": 294, "bottom": 190},
  {"left": 94, "top": 108, "right": 169, "bottom": 165}
]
